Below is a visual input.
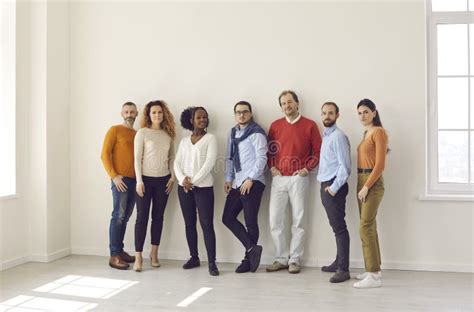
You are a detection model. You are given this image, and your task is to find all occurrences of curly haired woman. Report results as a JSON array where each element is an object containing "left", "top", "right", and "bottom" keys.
[{"left": 133, "top": 100, "right": 176, "bottom": 272}]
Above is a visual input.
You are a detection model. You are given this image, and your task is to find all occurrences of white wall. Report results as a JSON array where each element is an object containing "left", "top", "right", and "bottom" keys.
[
  {"left": 27, "top": 0, "right": 71, "bottom": 262},
  {"left": 45, "top": 1, "right": 71, "bottom": 257},
  {"left": 3, "top": 1, "right": 471, "bottom": 272},
  {"left": 0, "top": 1, "right": 70, "bottom": 269},
  {"left": 69, "top": 1, "right": 473, "bottom": 272},
  {"left": 28, "top": 0, "right": 48, "bottom": 261}
]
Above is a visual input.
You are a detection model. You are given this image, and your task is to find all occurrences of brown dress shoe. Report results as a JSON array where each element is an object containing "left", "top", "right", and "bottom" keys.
[
  {"left": 109, "top": 256, "right": 129, "bottom": 270},
  {"left": 119, "top": 251, "right": 136, "bottom": 263}
]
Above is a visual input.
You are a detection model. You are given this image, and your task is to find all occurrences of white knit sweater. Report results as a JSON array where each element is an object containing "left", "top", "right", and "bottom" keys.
[{"left": 174, "top": 133, "right": 217, "bottom": 187}]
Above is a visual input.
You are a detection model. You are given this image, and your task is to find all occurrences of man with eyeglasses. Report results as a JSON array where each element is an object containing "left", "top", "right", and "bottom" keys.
[
  {"left": 266, "top": 90, "right": 321, "bottom": 274},
  {"left": 222, "top": 101, "right": 268, "bottom": 273}
]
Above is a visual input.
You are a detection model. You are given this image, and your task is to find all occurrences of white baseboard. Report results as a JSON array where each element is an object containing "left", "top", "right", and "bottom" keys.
[
  {"left": 71, "top": 247, "right": 109, "bottom": 257},
  {"left": 374, "top": 260, "right": 474, "bottom": 273},
  {"left": 1, "top": 248, "right": 72, "bottom": 271},
  {"left": 71, "top": 247, "right": 189, "bottom": 261},
  {"left": 71, "top": 247, "right": 474, "bottom": 273},
  {"left": 0, "top": 256, "right": 30, "bottom": 271},
  {"left": 314, "top": 258, "right": 474, "bottom": 273},
  {"left": 29, "top": 248, "right": 71, "bottom": 263}
]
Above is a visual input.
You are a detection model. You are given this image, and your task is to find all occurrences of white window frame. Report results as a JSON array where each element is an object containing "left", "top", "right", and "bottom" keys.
[
  {"left": 426, "top": 0, "right": 474, "bottom": 198},
  {"left": 0, "top": 0, "right": 17, "bottom": 199}
]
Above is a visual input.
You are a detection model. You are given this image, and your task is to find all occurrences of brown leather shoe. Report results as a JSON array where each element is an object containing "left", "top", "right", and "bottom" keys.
[
  {"left": 119, "top": 251, "right": 136, "bottom": 263},
  {"left": 109, "top": 256, "right": 129, "bottom": 270}
]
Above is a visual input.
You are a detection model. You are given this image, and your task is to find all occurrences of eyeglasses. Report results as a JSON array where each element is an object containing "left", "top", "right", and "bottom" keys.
[{"left": 234, "top": 110, "right": 250, "bottom": 116}]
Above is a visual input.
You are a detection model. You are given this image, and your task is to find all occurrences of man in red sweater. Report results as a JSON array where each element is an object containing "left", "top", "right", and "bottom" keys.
[{"left": 266, "top": 90, "right": 322, "bottom": 274}]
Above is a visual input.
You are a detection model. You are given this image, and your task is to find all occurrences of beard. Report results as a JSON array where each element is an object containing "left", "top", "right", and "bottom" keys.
[
  {"left": 125, "top": 117, "right": 135, "bottom": 123},
  {"left": 323, "top": 119, "right": 336, "bottom": 127}
]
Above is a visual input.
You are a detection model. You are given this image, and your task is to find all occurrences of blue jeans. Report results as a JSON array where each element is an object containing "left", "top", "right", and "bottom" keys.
[{"left": 109, "top": 177, "right": 136, "bottom": 256}]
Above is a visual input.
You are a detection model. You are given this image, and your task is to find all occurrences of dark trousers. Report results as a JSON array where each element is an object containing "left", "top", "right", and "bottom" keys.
[
  {"left": 134, "top": 175, "right": 170, "bottom": 252},
  {"left": 320, "top": 180, "right": 350, "bottom": 271},
  {"left": 178, "top": 185, "right": 216, "bottom": 262},
  {"left": 222, "top": 181, "right": 265, "bottom": 251}
]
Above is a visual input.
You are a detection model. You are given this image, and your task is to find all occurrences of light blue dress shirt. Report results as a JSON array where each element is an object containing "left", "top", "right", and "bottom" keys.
[
  {"left": 225, "top": 124, "right": 268, "bottom": 189},
  {"left": 316, "top": 124, "right": 351, "bottom": 194}
]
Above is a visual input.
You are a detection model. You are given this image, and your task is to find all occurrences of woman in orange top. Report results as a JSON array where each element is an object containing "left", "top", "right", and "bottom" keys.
[{"left": 353, "top": 99, "right": 388, "bottom": 289}]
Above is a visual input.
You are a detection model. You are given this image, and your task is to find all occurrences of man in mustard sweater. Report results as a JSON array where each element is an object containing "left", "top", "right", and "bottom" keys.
[{"left": 101, "top": 102, "right": 138, "bottom": 270}]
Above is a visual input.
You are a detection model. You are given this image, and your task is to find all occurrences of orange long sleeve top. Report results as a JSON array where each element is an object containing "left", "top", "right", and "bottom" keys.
[
  {"left": 357, "top": 127, "right": 388, "bottom": 189},
  {"left": 101, "top": 125, "right": 136, "bottom": 179}
]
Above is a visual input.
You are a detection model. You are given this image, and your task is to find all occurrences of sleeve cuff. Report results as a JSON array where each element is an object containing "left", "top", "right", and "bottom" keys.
[{"left": 329, "top": 184, "right": 340, "bottom": 194}]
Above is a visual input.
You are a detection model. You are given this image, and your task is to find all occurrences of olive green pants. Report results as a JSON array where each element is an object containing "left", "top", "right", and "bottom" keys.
[{"left": 357, "top": 173, "right": 384, "bottom": 272}]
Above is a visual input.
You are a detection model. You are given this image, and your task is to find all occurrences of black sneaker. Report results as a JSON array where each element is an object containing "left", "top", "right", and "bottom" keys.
[
  {"left": 208, "top": 261, "right": 219, "bottom": 276},
  {"left": 235, "top": 259, "right": 251, "bottom": 273},
  {"left": 182, "top": 257, "right": 200, "bottom": 269},
  {"left": 330, "top": 270, "right": 351, "bottom": 283},
  {"left": 247, "top": 245, "right": 263, "bottom": 272},
  {"left": 321, "top": 260, "right": 337, "bottom": 273}
]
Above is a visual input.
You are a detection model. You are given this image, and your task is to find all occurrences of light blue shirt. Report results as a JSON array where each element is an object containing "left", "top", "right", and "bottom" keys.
[
  {"left": 225, "top": 124, "right": 268, "bottom": 189},
  {"left": 316, "top": 124, "right": 351, "bottom": 194}
]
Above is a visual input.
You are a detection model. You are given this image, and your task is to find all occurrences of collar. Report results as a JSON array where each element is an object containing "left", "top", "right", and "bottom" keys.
[
  {"left": 234, "top": 122, "right": 251, "bottom": 132},
  {"left": 323, "top": 124, "right": 338, "bottom": 137},
  {"left": 234, "top": 124, "right": 246, "bottom": 131},
  {"left": 285, "top": 113, "right": 301, "bottom": 124}
]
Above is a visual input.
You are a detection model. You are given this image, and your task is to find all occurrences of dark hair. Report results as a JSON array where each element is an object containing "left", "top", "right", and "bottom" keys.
[
  {"left": 278, "top": 90, "right": 299, "bottom": 106},
  {"left": 141, "top": 100, "right": 176, "bottom": 139},
  {"left": 321, "top": 101, "right": 339, "bottom": 114},
  {"left": 357, "top": 98, "right": 383, "bottom": 127},
  {"left": 122, "top": 102, "right": 136, "bottom": 109},
  {"left": 234, "top": 101, "right": 252, "bottom": 113},
  {"left": 180, "top": 106, "right": 209, "bottom": 131},
  {"left": 358, "top": 99, "right": 390, "bottom": 153}
]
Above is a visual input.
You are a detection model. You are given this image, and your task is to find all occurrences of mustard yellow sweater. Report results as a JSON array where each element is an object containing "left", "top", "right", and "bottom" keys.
[{"left": 101, "top": 125, "right": 136, "bottom": 179}]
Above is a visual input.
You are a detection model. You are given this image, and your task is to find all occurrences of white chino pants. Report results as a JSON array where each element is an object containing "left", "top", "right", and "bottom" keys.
[{"left": 269, "top": 175, "right": 309, "bottom": 265}]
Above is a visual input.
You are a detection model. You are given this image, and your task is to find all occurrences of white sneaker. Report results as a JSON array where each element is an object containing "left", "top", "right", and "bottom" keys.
[
  {"left": 353, "top": 272, "right": 382, "bottom": 288},
  {"left": 356, "top": 271, "right": 381, "bottom": 280}
]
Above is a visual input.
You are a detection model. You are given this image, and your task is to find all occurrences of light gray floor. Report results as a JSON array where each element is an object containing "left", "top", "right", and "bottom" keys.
[{"left": 0, "top": 255, "right": 472, "bottom": 311}]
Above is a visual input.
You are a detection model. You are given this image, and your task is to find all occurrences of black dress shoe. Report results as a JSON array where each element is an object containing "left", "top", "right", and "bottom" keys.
[
  {"left": 235, "top": 259, "right": 251, "bottom": 273},
  {"left": 119, "top": 251, "right": 135, "bottom": 263},
  {"left": 321, "top": 260, "right": 337, "bottom": 272},
  {"left": 182, "top": 257, "right": 200, "bottom": 269},
  {"left": 247, "top": 245, "right": 263, "bottom": 272},
  {"left": 208, "top": 261, "right": 219, "bottom": 276},
  {"left": 330, "top": 270, "right": 351, "bottom": 283}
]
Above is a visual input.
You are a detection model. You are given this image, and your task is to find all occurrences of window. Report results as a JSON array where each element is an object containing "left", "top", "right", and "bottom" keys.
[
  {"left": 427, "top": 0, "right": 474, "bottom": 196},
  {"left": 0, "top": 1, "right": 16, "bottom": 198}
]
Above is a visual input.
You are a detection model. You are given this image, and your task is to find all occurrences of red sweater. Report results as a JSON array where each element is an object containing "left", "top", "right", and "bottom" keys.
[{"left": 267, "top": 115, "right": 322, "bottom": 176}]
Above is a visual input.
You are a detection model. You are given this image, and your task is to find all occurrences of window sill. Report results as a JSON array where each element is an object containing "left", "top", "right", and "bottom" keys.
[
  {"left": 419, "top": 194, "right": 474, "bottom": 202},
  {"left": 0, "top": 194, "right": 19, "bottom": 201}
]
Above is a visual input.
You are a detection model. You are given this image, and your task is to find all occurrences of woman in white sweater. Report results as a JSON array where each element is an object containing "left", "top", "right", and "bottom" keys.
[
  {"left": 133, "top": 100, "right": 176, "bottom": 272},
  {"left": 174, "top": 106, "right": 219, "bottom": 276}
]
